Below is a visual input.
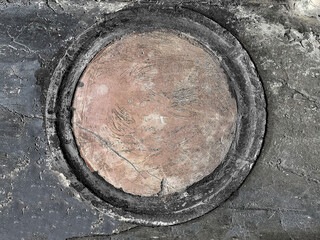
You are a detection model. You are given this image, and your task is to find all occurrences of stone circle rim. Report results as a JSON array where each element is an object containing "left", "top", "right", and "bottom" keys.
[{"left": 45, "top": 5, "right": 266, "bottom": 226}]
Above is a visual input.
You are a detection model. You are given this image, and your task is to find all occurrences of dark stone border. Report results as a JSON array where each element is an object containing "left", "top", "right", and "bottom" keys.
[{"left": 45, "top": 5, "right": 266, "bottom": 226}]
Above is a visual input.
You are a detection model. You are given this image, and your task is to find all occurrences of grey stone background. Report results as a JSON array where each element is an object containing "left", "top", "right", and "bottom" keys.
[{"left": 0, "top": 0, "right": 319, "bottom": 239}]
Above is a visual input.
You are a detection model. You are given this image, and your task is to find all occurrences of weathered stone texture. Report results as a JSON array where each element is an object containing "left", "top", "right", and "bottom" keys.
[{"left": 72, "top": 31, "right": 237, "bottom": 196}]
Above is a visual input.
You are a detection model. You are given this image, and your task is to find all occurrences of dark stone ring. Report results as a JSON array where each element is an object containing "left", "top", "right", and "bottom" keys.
[{"left": 45, "top": 5, "right": 266, "bottom": 226}]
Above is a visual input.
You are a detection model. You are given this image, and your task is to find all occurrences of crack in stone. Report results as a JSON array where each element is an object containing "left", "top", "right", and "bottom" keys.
[
  {"left": 278, "top": 164, "right": 320, "bottom": 185},
  {"left": 6, "top": 30, "right": 45, "bottom": 63},
  {"left": 75, "top": 123, "right": 174, "bottom": 191},
  {"left": 75, "top": 123, "right": 144, "bottom": 176},
  {"left": 282, "top": 66, "right": 320, "bottom": 106},
  {"left": 266, "top": 160, "right": 320, "bottom": 185},
  {"left": 288, "top": 84, "right": 320, "bottom": 105},
  {"left": 66, "top": 225, "right": 140, "bottom": 240},
  {"left": 10, "top": 67, "right": 25, "bottom": 82},
  {"left": 222, "top": 206, "right": 307, "bottom": 213},
  {"left": 0, "top": 103, "right": 43, "bottom": 120}
]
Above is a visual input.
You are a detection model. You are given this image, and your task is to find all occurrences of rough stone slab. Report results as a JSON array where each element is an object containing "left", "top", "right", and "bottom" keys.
[{"left": 0, "top": 0, "right": 319, "bottom": 239}]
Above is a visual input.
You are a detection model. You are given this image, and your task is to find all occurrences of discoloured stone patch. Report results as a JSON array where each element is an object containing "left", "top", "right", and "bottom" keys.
[{"left": 72, "top": 31, "right": 237, "bottom": 196}]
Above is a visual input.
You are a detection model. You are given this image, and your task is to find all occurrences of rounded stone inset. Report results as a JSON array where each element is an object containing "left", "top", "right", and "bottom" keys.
[
  {"left": 72, "top": 31, "right": 237, "bottom": 196},
  {"left": 46, "top": 6, "right": 266, "bottom": 226}
]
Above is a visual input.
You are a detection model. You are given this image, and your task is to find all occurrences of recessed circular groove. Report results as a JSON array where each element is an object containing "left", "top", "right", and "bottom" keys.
[{"left": 45, "top": 5, "right": 266, "bottom": 226}]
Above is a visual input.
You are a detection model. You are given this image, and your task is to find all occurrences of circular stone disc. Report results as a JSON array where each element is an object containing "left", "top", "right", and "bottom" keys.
[{"left": 72, "top": 31, "right": 237, "bottom": 196}]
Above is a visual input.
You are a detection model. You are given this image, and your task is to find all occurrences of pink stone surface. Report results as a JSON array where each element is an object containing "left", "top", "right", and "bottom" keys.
[{"left": 72, "top": 31, "right": 237, "bottom": 196}]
